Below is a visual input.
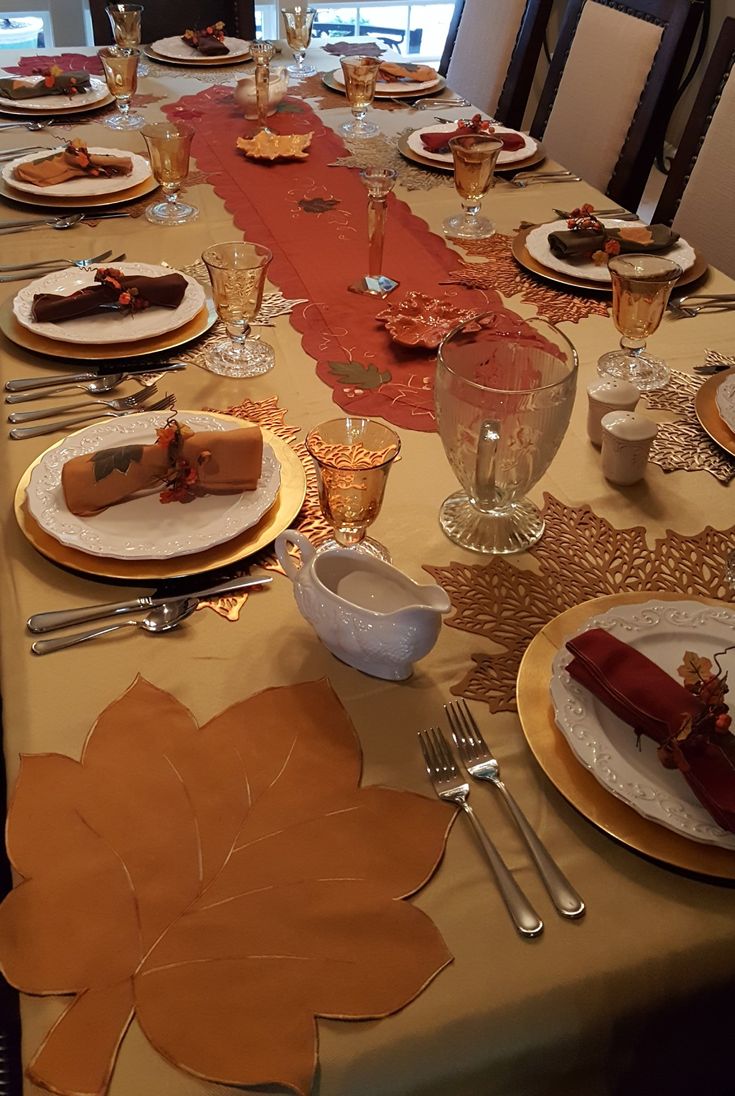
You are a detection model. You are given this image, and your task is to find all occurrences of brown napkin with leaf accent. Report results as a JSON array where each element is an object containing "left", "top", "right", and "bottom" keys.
[
  {"left": 378, "top": 61, "right": 436, "bottom": 82},
  {"left": 13, "top": 143, "right": 133, "bottom": 188},
  {"left": 61, "top": 422, "right": 264, "bottom": 515},
  {"left": 548, "top": 223, "right": 679, "bottom": 261},
  {"left": 32, "top": 269, "right": 187, "bottom": 324},
  {"left": 0, "top": 71, "right": 90, "bottom": 100},
  {"left": 181, "top": 22, "right": 230, "bottom": 56}
]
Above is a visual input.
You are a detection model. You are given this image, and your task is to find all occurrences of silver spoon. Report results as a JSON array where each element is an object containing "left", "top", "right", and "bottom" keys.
[
  {"left": 31, "top": 599, "right": 199, "bottom": 655},
  {"left": 0, "top": 121, "right": 52, "bottom": 131},
  {"left": 6, "top": 376, "right": 123, "bottom": 404},
  {"left": 0, "top": 212, "right": 85, "bottom": 233}
]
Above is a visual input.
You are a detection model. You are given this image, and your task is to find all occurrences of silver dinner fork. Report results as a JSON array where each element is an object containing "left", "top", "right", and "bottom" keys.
[
  {"left": 7, "top": 385, "right": 157, "bottom": 424},
  {"left": 9, "top": 392, "right": 176, "bottom": 440},
  {"left": 0, "top": 249, "right": 119, "bottom": 275},
  {"left": 418, "top": 727, "right": 543, "bottom": 938},
  {"left": 446, "top": 700, "right": 585, "bottom": 919}
]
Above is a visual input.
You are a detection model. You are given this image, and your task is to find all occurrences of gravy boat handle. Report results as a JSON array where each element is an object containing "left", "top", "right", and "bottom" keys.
[{"left": 275, "top": 529, "right": 315, "bottom": 580}]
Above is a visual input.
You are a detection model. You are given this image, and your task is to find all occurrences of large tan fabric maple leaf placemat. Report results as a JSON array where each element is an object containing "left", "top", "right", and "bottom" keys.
[{"left": 0, "top": 677, "right": 453, "bottom": 1096}]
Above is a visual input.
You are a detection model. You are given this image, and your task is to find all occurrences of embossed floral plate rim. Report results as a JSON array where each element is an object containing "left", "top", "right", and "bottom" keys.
[
  {"left": 406, "top": 123, "right": 537, "bottom": 166},
  {"left": 695, "top": 368, "right": 735, "bottom": 458},
  {"left": 712, "top": 370, "right": 735, "bottom": 438},
  {"left": 1, "top": 146, "right": 153, "bottom": 197},
  {"left": 321, "top": 69, "right": 446, "bottom": 99},
  {"left": 0, "top": 171, "right": 158, "bottom": 209},
  {"left": 0, "top": 73, "right": 111, "bottom": 113},
  {"left": 149, "top": 35, "right": 252, "bottom": 64},
  {"left": 517, "top": 592, "right": 735, "bottom": 878},
  {"left": 25, "top": 410, "right": 281, "bottom": 560}
]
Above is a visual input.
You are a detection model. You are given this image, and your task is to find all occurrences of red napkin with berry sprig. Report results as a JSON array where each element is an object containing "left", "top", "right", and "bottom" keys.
[
  {"left": 566, "top": 628, "right": 735, "bottom": 833},
  {"left": 420, "top": 116, "right": 526, "bottom": 155}
]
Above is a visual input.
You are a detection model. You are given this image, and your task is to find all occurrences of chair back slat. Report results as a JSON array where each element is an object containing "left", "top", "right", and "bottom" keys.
[{"left": 88, "top": 0, "right": 256, "bottom": 46}]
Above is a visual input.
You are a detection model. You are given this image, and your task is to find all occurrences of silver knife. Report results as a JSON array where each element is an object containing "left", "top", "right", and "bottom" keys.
[
  {"left": 6, "top": 362, "right": 186, "bottom": 392},
  {"left": 27, "top": 574, "right": 273, "bottom": 634}
]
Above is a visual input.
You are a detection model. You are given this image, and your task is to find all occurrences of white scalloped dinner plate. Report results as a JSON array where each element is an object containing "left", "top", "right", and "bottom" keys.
[
  {"left": 150, "top": 35, "right": 251, "bottom": 61},
  {"left": 550, "top": 599, "right": 735, "bottom": 850},
  {"left": 2, "top": 147, "right": 152, "bottom": 197},
  {"left": 525, "top": 219, "right": 697, "bottom": 284},
  {"left": 407, "top": 124, "right": 537, "bottom": 167},
  {"left": 26, "top": 411, "right": 281, "bottom": 560},
  {"left": 330, "top": 66, "right": 439, "bottom": 94},
  {"left": 13, "top": 263, "right": 205, "bottom": 345},
  {"left": 714, "top": 373, "right": 735, "bottom": 434},
  {"left": 0, "top": 72, "right": 110, "bottom": 112}
]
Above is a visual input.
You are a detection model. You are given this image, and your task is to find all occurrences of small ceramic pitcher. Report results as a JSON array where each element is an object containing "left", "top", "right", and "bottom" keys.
[
  {"left": 275, "top": 530, "right": 451, "bottom": 680},
  {"left": 234, "top": 67, "right": 289, "bottom": 118}
]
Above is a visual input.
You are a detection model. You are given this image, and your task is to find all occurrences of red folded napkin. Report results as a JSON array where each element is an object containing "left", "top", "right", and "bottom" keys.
[
  {"left": 566, "top": 627, "right": 735, "bottom": 833},
  {"left": 421, "top": 126, "right": 525, "bottom": 155}
]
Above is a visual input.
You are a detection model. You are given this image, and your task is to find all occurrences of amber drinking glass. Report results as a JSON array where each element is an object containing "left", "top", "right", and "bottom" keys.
[
  {"left": 340, "top": 55, "right": 381, "bottom": 139},
  {"left": 99, "top": 46, "right": 144, "bottom": 130},
  {"left": 443, "top": 134, "right": 502, "bottom": 239},
  {"left": 202, "top": 241, "right": 274, "bottom": 378},
  {"left": 597, "top": 254, "right": 682, "bottom": 391},
  {"left": 306, "top": 417, "right": 401, "bottom": 561},
  {"left": 141, "top": 122, "right": 197, "bottom": 225},
  {"left": 281, "top": 6, "right": 316, "bottom": 77},
  {"left": 106, "top": 4, "right": 149, "bottom": 74}
]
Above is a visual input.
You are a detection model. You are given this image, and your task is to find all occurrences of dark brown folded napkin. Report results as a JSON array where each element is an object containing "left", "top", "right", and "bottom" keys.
[
  {"left": 31, "top": 269, "right": 187, "bottom": 324},
  {"left": 421, "top": 126, "right": 525, "bottom": 155},
  {"left": 13, "top": 142, "right": 133, "bottom": 188},
  {"left": 181, "top": 21, "right": 229, "bottom": 56},
  {"left": 62, "top": 422, "right": 264, "bottom": 515},
  {"left": 548, "top": 223, "right": 679, "bottom": 262},
  {"left": 566, "top": 627, "right": 735, "bottom": 833},
  {"left": 0, "top": 70, "right": 90, "bottom": 100},
  {"left": 378, "top": 61, "right": 436, "bottom": 82}
]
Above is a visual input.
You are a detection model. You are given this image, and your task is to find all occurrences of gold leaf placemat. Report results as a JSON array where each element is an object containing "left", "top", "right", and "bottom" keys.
[
  {"left": 641, "top": 369, "right": 735, "bottom": 484},
  {"left": 424, "top": 493, "right": 735, "bottom": 713},
  {"left": 0, "top": 677, "right": 452, "bottom": 1096},
  {"left": 331, "top": 129, "right": 454, "bottom": 191}
]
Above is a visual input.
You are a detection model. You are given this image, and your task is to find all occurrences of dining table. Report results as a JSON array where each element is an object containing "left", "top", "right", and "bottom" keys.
[{"left": 0, "top": 39, "right": 734, "bottom": 1096}]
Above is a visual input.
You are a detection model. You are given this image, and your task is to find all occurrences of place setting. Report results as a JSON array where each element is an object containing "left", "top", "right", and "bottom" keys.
[
  {"left": 322, "top": 54, "right": 447, "bottom": 101},
  {"left": 145, "top": 20, "right": 252, "bottom": 67},
  {"left": 693, "top": 355, "right": 735, "bottom": 460},
  {"left": 397, "top": 112, "right": 546, "bottom": 175},
  {"left": 0, "top": 65, "right": 114, "bottom": 119}
]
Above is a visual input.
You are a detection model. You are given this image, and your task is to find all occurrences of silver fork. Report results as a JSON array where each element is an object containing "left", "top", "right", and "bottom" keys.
[
  {"left": 9, "top": 393, "right": 176, "bottom": 440},
  {"left": 418, "top": 727, "right": 543, "bottom": 938},
  {"left": 0, "top": 252, "right": 126, "bottom": 282},
  {"left": 8, "top": 385, "right": 157, "bottom": 424},
  {"left": 446, "top": 700, "right": 585, "bottom": 919},
  {"left": 0, "top": 249, "right": 114, "bottom": 273}
]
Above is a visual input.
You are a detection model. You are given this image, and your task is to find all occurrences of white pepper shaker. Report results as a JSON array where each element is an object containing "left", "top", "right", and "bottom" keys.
[
  {"left": 587, "top": 379, "right": 640, "bottom": 446},
  {"left": 601, "top": 411, "right": 658, "bottom": 485}
]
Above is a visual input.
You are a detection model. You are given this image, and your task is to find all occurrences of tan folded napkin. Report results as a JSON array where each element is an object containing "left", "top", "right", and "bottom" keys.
[
  {"left": 13, "top": 142, "right": 133, "bottom": 188},
  {"left": 61, "top": 421, "right": 263, "bottom": 516},
  {"left": 378, "top": 61, "right": 437, "bottom": 83}
]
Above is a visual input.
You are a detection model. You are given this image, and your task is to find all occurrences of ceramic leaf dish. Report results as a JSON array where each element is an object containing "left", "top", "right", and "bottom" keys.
[{"left": 377, "top": 291, "right": 480, "bottom": 349}]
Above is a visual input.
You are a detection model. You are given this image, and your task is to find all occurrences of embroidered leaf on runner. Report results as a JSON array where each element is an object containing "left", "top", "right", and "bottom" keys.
[
  {"left": 91, "top": 444, "right": 144, "bottom": 483},
  {"left": 328, "top": 361, "right": 392, "bottom": 388}
]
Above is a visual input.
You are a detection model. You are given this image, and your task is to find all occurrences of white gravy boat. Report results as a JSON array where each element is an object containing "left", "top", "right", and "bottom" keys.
[{"left": 275, "top": 530, "right": 451, "bottom": 680}]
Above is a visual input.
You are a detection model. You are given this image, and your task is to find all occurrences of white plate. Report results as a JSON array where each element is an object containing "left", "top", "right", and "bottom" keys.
[
  {"left": 2, "top": 147, "right": 152, "bottom": 197},
  {"left": 151, "top": 35, "right": 251, "bottom": 61},
  {"left": 525, "top": 219, "right": 697, "bottom": 284},
  {"left": 0, "top": 72, "right": 110, "bottom": 112},
  {"left": 26, "top": 411, "right": 281, "bottom": 560},
  {"left": 331, "top": 66, "right": 439, "bottom": 94},
  {"left": 407, "top": 123, "right": 537, "bottom": 167},
  {"left": 13, "top": 263, "right": 205, "bottom": 346},
  {"left": 550, "top": 599, "right": 735, "bottom": 850},
  {"left": 715, "top": 374, "right": 735, "bottom": 434}
]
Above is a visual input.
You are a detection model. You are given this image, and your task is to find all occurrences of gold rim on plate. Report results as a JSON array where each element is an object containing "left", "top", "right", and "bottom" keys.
[
  {"left": 0, "top": 296, "right": 217, "bottom": 362},
  {"left": 0, "top": 172, "right": 158, "bottom": 210},
  {"left": 511, "top": 224, "right": 709, "bottom": 294},
  {"left": 144, "top": 44, "right": 252, "bottom": 67},
  {"left": 516, "top": 591, "right": 735, "bottom": 880},
  {"left": 321, "top": 69, "right": 446, "bottom": 99},
  {"left": 694, "top": 367, "right": 735, "bottom": 458},
  {"left": 396, "top": 130, "right": 546, "bottom": 175},
  {"left": 0, "top": 91, "right": 115, "bottom": 118},
  {"left": 14, "top": 415, "right": 307, "bottom": 581}
]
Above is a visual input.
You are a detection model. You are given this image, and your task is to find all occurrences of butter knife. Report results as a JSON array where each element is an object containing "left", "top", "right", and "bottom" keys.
[{"left": 27, "top": 575, "right": 272, "bottom": 634}]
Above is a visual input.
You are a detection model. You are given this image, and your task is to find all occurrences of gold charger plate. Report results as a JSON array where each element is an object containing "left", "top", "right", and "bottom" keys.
[
  {"left": 144, "top": 44, "right": 252, "bottom": 67},
  {"left": 396, "top": 130, "right": 546, "bottom": 175},
  {"left": 14, "top": 416, "right": 306, "bottom": 581},
  {"left": 512, "top": 225, "right": 709, "bottom": 294},
  {"left": 321, "top": 69, "right": 446, "bottom": 99},
  {"left": 0, "top": 91, "right": 115, "bottom": 118},
  {"left": 516, "top": 591, "right": 735, "bottom": 880},
  {"left": 694, "top": 368, "right": 735, "bottom": 458},
  {"left": 0, "top": 296, "right": 217, "bottom": 362},
  {"left": 0, "top": 173, "right": 158, "bottom": 210}
]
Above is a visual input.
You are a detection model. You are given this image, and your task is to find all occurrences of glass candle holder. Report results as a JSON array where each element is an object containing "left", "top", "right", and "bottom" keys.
[
  {"left": 306, "top": 417, "right": 401, "bottom": 561},
  {"left": 350, "top": 167, "right": 399, "bottom": 297},
  {"left": 443, "top": 134, "right": 503, "bottom": 239},
  {"left": 202, "top": 241, "right": 275, "bottom": 378},
  {"left": 597, "top": 253, "right": 683, "bottom": 391},
  {"left": 250, "top": 40, "right": 276, "bottom": 132},
  {"left": 98, "top": 46, "right": 144, "bottom": 130},
  {"left": 141, "top": 121, "right": 197, "bottom": 225},
  {"left": 340, "top": 55, "right": 381, "bottom": 139},
  {"left": 106, "top": 4, "right": 148, "bottom": 75},
  {"left": 281, "top": 6, "right": 316, "bottom": 78}
]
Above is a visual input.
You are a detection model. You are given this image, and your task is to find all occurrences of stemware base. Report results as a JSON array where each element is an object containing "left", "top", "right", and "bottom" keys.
[
  {"left": 442, "top": 213, "right": 494, "bottom": 240},
  {"left": 340, "top": 118, "right": 379, "bottom": 139},
  {"left": 204, "top": 336, "right": 275, "bottom": 378},
  {"left": 315, "top": 536, "right": 391, "bottom": 562},
  {"left": 439, "top": 491, "right": 545, "bottom": 554},
  {"left": 104, "top": 110, "right": 146, "bottom": 130},
  {"left": 349, "top": 274, "right": 400, "bottom": 298},
  {"left": 597, "top": 349, "right": 670, "bottom": 392},
  {"left": 145, "top": 198, "right": 198, "bottom": 225},
  {"left": 287, "top": 61, "right": 316, "bottom": 77}
]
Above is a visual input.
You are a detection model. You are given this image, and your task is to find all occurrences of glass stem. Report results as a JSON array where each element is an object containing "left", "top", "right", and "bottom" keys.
[
  {"left": 255, "top": 63, "right": 269, "bottom": 130},
  {"left": 119, "top": 96, "right": 130, "bottom": 117},
  {"left": 162, "top": 182, "right": 179, "bottom": 206},
  {"left": 620, "top": 336, "right": 646, "bottom": 356},
  {"left": 226, "top": 322, "right": 247, "bottom": 357},
  {"left": 367, "top": 195, "right": 387, "bottom": 277},
  {"left": 461, "top": 199, "right": 480, "bottom": 223}
]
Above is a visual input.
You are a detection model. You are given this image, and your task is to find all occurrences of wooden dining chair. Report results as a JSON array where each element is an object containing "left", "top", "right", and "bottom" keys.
[
  {"left": 653, "top": 17, "right": 735, "bottom": 278},
  {"left": 88, "top": 0, "right": 256, "bottom": 45},
  {"left": 529, "top": 0, "right": 703, "bottom": 211},
  {"left": 439, "top": 0, "right": 554, "bottom": 127}
]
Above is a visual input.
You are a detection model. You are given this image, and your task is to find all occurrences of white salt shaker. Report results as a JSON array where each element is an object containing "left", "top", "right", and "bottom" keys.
[
  {"left": 601, "top": 411, "right": 658, "bottom": 485},
  {"left": 586, "top": 379, "right": 640, "bottom": 446}
]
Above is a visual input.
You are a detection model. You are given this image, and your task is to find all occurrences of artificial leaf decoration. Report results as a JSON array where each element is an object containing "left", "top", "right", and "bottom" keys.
[
  {"left": 298, "top": 196, "right": 339, "bottom": 213},
  {"left": 0, "top": 677, "right": 453, "bottom": 1096},
  {"left": 619, "top": 225, "right": 654, "bottom": 245},
  {"left": 91, "top": 444, "right": 144, "bottom": 483},
  {"left": 677, "top": 651, "right": 714, "bottom": 686},
  {"left": 328, "top": 360, "right": 392, "bottom": 388}
]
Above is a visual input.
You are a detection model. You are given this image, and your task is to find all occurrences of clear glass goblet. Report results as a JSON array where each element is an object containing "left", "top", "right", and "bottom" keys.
[
  {"left": 349, "top": 168, "right": 399, "bottom": 297},
  {"left": 597, "top": 253, "right": 682, "bottom": 391},
  {"left": 106, "top": 4, "right": 149, "bottom": 75},
  {"left": 202, "top": 241, "right": 275, "bottom": 378},
  {"left": 141, "top": 121, "right": 198, "bottom": 225},
  {"left": 436, "top": 314, "right": 578, "bottom": 554},
  {"left": 443, "top": 133, "right": 503, "bottom": 239},
  {"left": 99, "top": 46, "right": 145, "bottom": 130},
  {"left": 281, "top": 6, "right": 316, "bottom": 78},
  {"left": 340, "top": 55, "right": 381, "bottom": 139},
  {"left": 306, "top": 417, "right": 401, "bottom": 561}
]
